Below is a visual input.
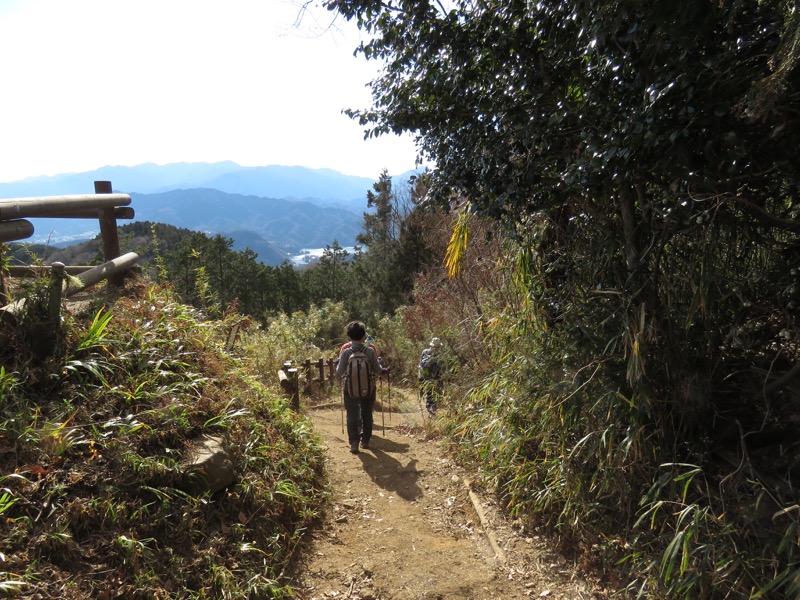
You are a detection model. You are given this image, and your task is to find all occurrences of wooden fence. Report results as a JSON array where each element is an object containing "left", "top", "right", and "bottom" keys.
[
  {"left": 278, "top": 358, "right": 338, "bottom": 410},
  {"left": 0, "top": 180, "right": 137, "bottom": 306},
  {"left": 277, "top": 357, "right": 394, "bottom": 413}
]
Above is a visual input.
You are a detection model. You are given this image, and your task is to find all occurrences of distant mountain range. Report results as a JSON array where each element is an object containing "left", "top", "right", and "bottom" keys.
[
  {"left": 0, "top": 161, "right": 378, "bottom": 207},
  {"left": 129, "top": 188, "right": 363, "bottom": 255},
  {"left": 0, "top": 162, "right": 418, "bottom": 263}
]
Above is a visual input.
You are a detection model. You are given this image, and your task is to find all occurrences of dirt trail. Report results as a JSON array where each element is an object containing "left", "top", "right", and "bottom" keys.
[{"left": 291, "top": 403, "right": 607, "bottom": 600}]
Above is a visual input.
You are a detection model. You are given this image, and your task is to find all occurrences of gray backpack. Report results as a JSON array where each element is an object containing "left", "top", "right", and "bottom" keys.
[{"left": 345, "top": 343, "right": 374, "bottom": 399}]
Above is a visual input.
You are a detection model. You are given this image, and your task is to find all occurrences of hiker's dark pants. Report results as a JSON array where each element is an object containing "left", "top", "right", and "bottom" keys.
[
  {"left": 344, "top": 393, "right": 375, "bottom": 445},
  {"left": 420, "top": 379, "right": 440, "bottom": 415}
]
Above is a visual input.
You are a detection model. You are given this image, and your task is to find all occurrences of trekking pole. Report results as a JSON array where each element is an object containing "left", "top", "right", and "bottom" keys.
[
  {"left": 380, "top": 373, "right": 385, "bottom": 433},
  {"left": 388, "top": 370, "right": 392, "bottom": 423}
]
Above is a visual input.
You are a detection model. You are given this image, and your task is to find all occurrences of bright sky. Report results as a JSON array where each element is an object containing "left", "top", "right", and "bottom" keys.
[{"left": 0, "top": 0, "right": 420, "bottom": 182}]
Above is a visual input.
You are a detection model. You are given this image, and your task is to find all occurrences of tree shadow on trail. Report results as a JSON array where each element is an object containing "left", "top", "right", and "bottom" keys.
[{"left": 357, "top": 439, "right": 422, "bottom": 501}]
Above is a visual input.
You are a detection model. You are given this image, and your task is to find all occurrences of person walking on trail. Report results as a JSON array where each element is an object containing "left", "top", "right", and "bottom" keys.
[
  {"left": 419, "top": 337, "right": 443, "bottom": 416},
  {"left": 336, "top": 321, "right": 386, "bottom": 454}
]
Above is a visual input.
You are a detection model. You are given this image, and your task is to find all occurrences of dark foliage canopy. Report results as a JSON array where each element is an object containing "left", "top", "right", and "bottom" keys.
[
  {"left": 327, "top": 0, "right": 800, "bottom": 436},
  {"left": 330, "top": 0, "right": 800, "bottom": 224}
]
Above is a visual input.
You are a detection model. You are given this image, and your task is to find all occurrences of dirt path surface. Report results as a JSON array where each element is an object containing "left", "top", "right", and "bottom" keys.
[{"left": 291, "top": 404, "right": 608, "bottom": 600}]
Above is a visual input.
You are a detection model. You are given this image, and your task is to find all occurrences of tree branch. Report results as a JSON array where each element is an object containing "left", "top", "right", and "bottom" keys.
[{"left": 735, "top": 196, "right": 800, "bottom": 233}]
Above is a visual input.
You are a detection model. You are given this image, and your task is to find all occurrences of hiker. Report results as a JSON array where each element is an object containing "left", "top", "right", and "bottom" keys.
[
  {"left": 336, "top": 321, "right": 386, "bottom": 453},
  {"left": 419, "top": 337, "right": 443, "bottom": 415}
]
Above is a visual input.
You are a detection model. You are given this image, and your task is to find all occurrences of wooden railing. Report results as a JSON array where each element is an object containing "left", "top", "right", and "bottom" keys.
[
  {"left": 0, "top": 180, "right": 137, "bottom": 305},
  {"left": 278, "top": 358, "right": 338, "bottom": 410},
  {"left": 302, "top": 357, "right": 338, "bottom": 385}
]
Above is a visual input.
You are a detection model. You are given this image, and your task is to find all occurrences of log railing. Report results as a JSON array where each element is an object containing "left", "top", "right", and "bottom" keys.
[
  {"left": 0, "top": 180, "right": 136, "bottom": 305},
  {"left": 278, "top": 357, "right": 339, "bottom": 410}
]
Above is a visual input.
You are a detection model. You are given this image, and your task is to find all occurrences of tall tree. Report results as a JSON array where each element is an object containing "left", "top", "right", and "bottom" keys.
[
  {"left": 208, "top": 234, "right": 233, "bottom": 307},
  {"left": 392, "top": 173, "right": 436, "bottom": 295},
  {"left": 354, "top": 170, "right": 396, "bottom": 317},
  {"left": 304, "top": 240, "right": 352, "bottom": 304},
  {"left": 274, "top": 260, "right": 308, "bottom": 316},
  {"left": 353, "top": 170, "right": 430, "bottom": 318},
  {"left": 228, "top": 248, "right": 261, "bottom": 316}
]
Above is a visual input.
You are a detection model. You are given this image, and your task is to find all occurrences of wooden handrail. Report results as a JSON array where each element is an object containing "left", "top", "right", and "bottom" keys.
[
  {"left": 7, "top": 265, "right": 97, "bottom": 277},
  {"left": 65, "top": 252, "right": 140, "bottom": 295},
  {"left": 0, "top": 219, "right": 35, "bottom": 243},
  {"left": 0, "top": 181, "right": 136, "bottom": 302},
  {"left": 41, "top": 207, "right": 135, "bottom": 220},
  {"left": 0, "top": 193, "right": 131, "bottom": 219}
]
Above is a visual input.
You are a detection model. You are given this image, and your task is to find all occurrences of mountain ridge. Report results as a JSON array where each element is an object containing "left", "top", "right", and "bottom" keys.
[
  {"left": 0, "top": 162, "right": 419, "bottom": 259},
  {"left": 0, "top": 161, "right": 383, "bottom": 204},
  {"left": 129, "top": 188, "right": 363, "bottom": 251}
]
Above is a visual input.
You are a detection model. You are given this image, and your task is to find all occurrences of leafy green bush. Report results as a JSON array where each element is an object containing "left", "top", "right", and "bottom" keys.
[{"left": 239, "top": 300, "right": 349, "bottom": 382}]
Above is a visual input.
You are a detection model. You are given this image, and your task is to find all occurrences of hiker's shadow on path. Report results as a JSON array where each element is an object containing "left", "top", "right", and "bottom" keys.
[
  {"left": 358, "top": 440, "right": 422, "bottom": 502},
  {"left": 370, "top": 436, "right": 410, "bottom": 454}
]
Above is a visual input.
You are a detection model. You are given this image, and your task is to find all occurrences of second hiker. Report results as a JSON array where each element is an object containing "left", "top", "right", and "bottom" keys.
[{"left": 418, "top": 337, "right": 443, "bottom": 415}]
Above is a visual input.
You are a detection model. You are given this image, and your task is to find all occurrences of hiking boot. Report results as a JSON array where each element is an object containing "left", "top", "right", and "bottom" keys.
[
  {"left": 361, "top": 440, "right": 370, "bottom": 450},
  {"left": 350, "top": 442, "right": 360, "bottom": 454}
]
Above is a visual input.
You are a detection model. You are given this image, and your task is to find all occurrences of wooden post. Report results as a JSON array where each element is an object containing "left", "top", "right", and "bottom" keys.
[
  {"left": 225, "top": 323, "right": 241, "bottom": 351},
  {"left": 278, "top": 369, "right": 292, "bottom": 391},
  {"left": 278, "top": 361, "right": 300, "bottom": 410},
  {"left": 48, "top": 262, "right": 66, "bottom": 322},
  {"left": 0, "top": 244, "right": 8, "bottom": 306},
  {"left": 316, "top": 358, "right": 324, "bottom": 384},
  {"left": 288, "top": 367, "right": 299, "bottom": 411},
  {"left": 327, "top": 358, "right": 336, "bottom": 385},
  {"left": 94, "top": 181, "right": 124, "bottom": 285}
]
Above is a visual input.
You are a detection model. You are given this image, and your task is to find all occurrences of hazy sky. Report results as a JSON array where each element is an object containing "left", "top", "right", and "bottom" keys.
[{"left": 0, "top": 0, "right": 419, "bottom": 182}]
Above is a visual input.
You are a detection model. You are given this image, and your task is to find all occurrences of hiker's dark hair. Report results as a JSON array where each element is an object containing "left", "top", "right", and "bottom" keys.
[{"left": 346, "top": 320, "right": 366, "bottom": 341}]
